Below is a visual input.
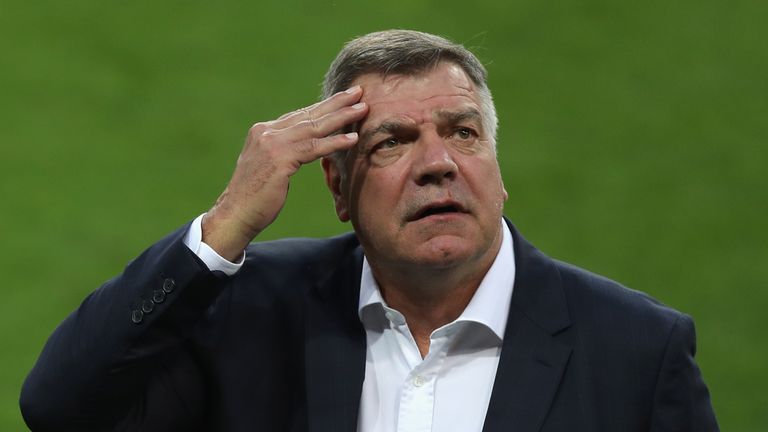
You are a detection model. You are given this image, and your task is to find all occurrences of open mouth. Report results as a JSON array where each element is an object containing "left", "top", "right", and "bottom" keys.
[{"left": 409, "top": 201, "right": 467, "bottom": 221}]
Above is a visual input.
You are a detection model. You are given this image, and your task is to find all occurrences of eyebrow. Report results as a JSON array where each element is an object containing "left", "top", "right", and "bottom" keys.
[
  {"left": 359, "top": 120, "right": 408, "bottom": 145},
  {"left": 359, "top": 108, "right": 483, "bottom": 144},
  {"left": 434, "top": 108, "right": 483, "bottom": 126}
]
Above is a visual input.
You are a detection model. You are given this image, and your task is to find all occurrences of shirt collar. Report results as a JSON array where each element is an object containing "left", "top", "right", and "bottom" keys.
[{"left": 358, "top": 219, "right": 516, "bottom": 340}]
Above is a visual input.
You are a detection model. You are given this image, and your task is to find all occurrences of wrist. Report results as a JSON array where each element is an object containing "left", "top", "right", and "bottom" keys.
[{"left": 201, "top": 209, "right": 254, "bottom": 262}]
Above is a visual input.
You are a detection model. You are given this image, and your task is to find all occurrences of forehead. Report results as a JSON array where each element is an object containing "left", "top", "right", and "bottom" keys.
[{"left": 351, "top": 62, "right": 480, "bottom": 124}]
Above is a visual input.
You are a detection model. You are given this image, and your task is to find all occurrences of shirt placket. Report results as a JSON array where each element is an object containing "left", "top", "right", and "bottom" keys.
[{"left": 388, "top": 312, "right": 453, "bottom": 432}]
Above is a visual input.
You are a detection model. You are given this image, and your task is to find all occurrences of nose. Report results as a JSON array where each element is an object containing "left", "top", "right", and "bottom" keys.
[{"left": 412, "top": 130, "right": 458, "bottom": 186}]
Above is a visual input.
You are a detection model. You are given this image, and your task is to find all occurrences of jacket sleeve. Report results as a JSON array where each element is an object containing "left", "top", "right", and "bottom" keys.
[
  {"left": 20, "top": 223, "right": 226, "bottom": 431},
  {"left": 649, "top": 314, "right": 719, "bottom": 431}
]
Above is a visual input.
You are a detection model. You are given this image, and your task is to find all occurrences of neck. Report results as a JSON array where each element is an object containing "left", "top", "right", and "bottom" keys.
[
  {"left": 368, "top": 233, "right": 502, "bottom": 357},
  {"left": 380, "top": 267, "right": 484, "bottom": 340}
]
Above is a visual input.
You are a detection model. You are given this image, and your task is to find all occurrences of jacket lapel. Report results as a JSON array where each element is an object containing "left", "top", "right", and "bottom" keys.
[
  {"left": 300, "top": 223, "right": 572, "bottom": 432},
  {"left": 483, "top": 222, "right": 573, "bottom": 432},
  {"left": 304, "top": 245, "right": 367, "bottom": 432}
]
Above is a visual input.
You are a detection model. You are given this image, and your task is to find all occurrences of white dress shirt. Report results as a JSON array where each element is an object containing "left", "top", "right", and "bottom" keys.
[
  {"left": 356, "top": 222, "right": 515, "bottom": 432},
  {"left": 183, "top": 216, "right": 516, "bottom": 432}
]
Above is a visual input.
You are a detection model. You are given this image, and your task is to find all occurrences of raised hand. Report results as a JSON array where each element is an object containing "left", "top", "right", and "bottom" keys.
[{"left": 201, "top": 86, "right": 368, "bottom": 261}]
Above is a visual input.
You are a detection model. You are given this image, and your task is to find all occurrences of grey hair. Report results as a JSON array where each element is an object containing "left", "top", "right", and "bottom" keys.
[{"left": 322, "top": 30, "right": 498, "bottom": 173}]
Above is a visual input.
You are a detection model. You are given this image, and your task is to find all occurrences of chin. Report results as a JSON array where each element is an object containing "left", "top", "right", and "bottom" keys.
[{"left": 407, "top": 236, "right": 478, "bottom": 268}]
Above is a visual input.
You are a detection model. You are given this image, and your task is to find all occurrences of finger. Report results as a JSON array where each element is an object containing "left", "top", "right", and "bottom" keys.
[
  {"left": 278, "top": 101, "right": 368, "bottom": 143},
  {"left": 270, "top": 85, "right": 363, "bottom": 130},
  {"left": 293, "top": 132, "right": 359, "bottom": 165},
  {"left": 275, "top": 100, "right": 323, "bottom": 121}
]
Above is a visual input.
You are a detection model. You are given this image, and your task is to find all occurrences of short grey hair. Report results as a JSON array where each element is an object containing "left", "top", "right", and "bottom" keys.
[{"left": 322, "top": 30, "right": 498, "bottom": 172}]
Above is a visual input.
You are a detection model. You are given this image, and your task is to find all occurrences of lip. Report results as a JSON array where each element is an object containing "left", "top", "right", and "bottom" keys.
[{"left": 406, "top": 199, "right": 469, "bottom": 222}]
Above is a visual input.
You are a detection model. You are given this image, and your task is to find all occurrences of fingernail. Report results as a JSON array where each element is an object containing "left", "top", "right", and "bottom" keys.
[
  {"left": 345, "top": 132, "right": 358, "bottom": 140},
  {"left": 345, "top": 85, "right": 361, "bottom": 94},
  {"left": 351, "top": 102, "right": 365, "bottom": 110}
]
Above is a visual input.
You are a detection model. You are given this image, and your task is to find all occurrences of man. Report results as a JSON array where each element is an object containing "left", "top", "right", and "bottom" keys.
[{"left": 21, "top": 30, "right": 718, "bottom": 431}]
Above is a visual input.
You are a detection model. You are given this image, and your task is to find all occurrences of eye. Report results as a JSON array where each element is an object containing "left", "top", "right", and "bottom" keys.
[
  {"left": 453, "top": 127, "right": 476, "bottom": 140},
  {"left": 376, "top": 137, "right": 400, "bottom": 150}
]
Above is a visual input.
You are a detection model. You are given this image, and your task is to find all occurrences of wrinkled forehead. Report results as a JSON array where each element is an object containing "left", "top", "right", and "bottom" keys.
[{"left": 351, "top": 62, "right": 480, "bottom": 121}]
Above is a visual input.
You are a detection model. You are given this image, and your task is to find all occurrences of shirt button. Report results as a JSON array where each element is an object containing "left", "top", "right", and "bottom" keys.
[{"left": 413, "top": 375, "right": 426, "bottom": 387}]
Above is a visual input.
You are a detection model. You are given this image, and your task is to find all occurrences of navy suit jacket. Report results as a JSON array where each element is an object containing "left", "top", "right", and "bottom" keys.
[{"left": 21, "top": 219, "right": 718, "bottom": 431}]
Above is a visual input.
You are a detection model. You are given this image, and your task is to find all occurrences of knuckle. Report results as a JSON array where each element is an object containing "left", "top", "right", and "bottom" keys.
[
  {"left": 249, "top": 122, "right": 268, "bottom": 135},
  {"left": 296, "top": 138, "right": 321, "bottom": 159},
  {"left": 298, "top": 108, "right": 320, "bottom": 131},
  {"left": 259, "top": 128, "right": 280, "bottom": 144},
  {"left": 307, "top": 137, "right": 321, "bottom": 152},
  {"left": 247, "top": 128, "right": 280, "bottom": 154},
  {"left": 299, "top": 119, "right": 320, "bottom": 133}
]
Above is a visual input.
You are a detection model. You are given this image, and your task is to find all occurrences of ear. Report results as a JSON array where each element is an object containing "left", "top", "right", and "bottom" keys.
[{"left": 322, "top": 157, "right": 350, "bottom": 222}]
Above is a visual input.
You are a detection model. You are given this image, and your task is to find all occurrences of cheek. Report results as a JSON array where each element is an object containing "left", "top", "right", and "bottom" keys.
[
  {"left": 464, "top": 160, "right": 506, "bottom": 199},
  {"left": 355, "top": 170, "right": 408, "bottom": 215}
]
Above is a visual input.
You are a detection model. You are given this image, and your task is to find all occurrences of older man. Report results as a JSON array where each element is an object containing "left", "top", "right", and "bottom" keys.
[{"left": 21, "top": 30, "right": 718, "bottom": 431}]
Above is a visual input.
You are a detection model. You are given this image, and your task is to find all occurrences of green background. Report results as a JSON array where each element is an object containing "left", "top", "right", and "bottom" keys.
[{"left": 2, "top": 0, "right": 765, "bottom": 430}]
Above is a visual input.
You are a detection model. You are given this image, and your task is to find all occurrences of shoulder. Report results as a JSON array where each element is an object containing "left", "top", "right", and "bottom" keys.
[
  {"left": 556, "top": 259, "right": 682, "bottom": 322},
  {"left": 552, "top": 258, "right": 691, "bottom": 353},
  {"left": 506, "top": 219, "right": 686, "bottom": 336}
]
